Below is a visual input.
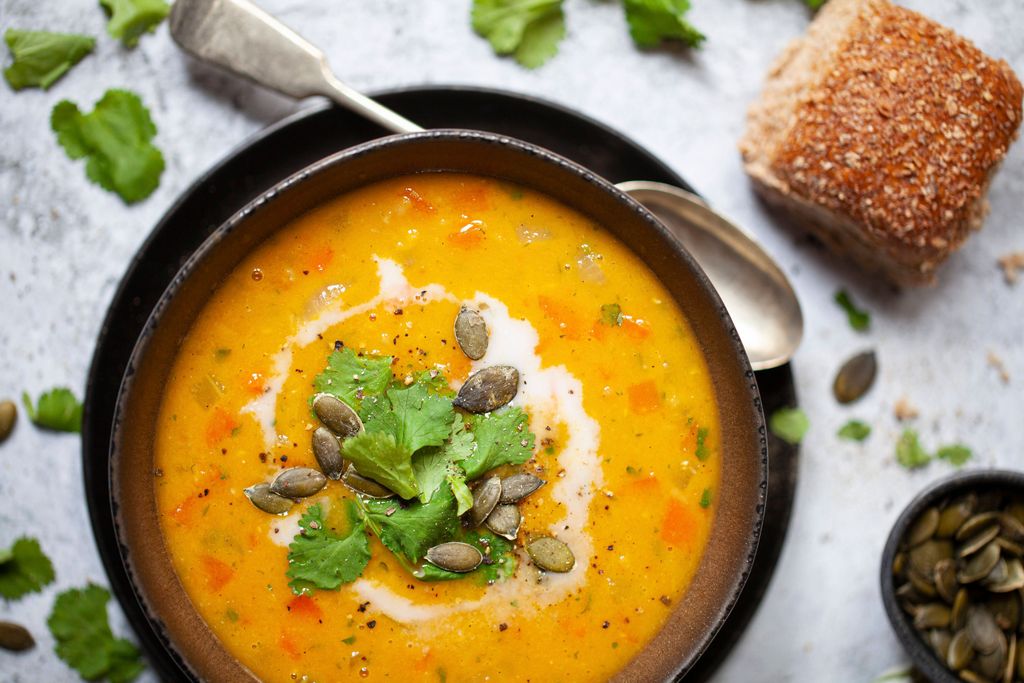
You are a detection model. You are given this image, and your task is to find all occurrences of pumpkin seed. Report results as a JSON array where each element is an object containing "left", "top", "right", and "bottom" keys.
[
  {"left": 1007, "top": 503, "right": 1024, "bottom": 526},
  {"left": 425, "top": 542, "right": 482, "bottom": 573},
  {"left": 958, "top": 513, "right": 1003, "bottom": 542},
  {"left": 312, "top": 393, "right": 363, "bottom": 438},
  {"left": 961, "top": 543, "right": 1003, "bottom": 584},
  {"left": 526, "top": 536, "right": 575, "bottom": 573},
  {"left": 244, "top": 483, "right": 295, "bottom": 515},
  {"left": 935, "top": 558, "right": 959, "bottom": 603},
  {"left": 485, "top": 504, "right": 522, "bottom": 540},
  {"left": 929, "top": 628, "right": 953, "bottom": 661},
  {"left": 454, "top": 306, "right": 488, "bottom": 361},
  {"left": 499, "top": 473, "right": 545, "bottom": 504},
  {"left": 0, "top": 621, "right": 34, "bottom": 651},
  {"left": 832, "top": 350, "right": 877, "bottom": 404},
  {"left": 1005, "top": 633, "right": 1017, "bottom": 683},
  {"left": 960, "top": 526, "right": 1002, "bottom": 558},
  {"left": 938, "top": 494, "right": 978, "bottom": 538},
  {"left": 915, "top": 603, "right": 952, "bottom": 629},
  {"left": 910, "top": 570, "right": 938, "bottom": 598},
  {"left": 969, "top": 606, "right": 1004, "bottom": 655},
  {"left": 1001, "top": 515, "right": 1024, "bottom": 544},
  {"left": 910, "top": 539, "right": 954, "bottom": 578},
  {"left": 0, "top": 400, "right": 15, "bottom": 444},
  {"left": 312, "top": 427, "right": 345, "bottom": 480},
  {"left": 976, "top": 631, "right": 1008, "bottom": 679},
  {"left": 948, "top": 629, "right": 975, "bottom": 670},
  {"left": 987, "top": 559, "right": 1024, "bottom": 594},
  {"left": 341, "top": 465, "right": 394, "bottom": 499},
  {"left": 958, "top": 671, "right": 988, "bottom": 683},
  {"left": 996, "top": 537, "right": 1024, "bottom": 558},
  {"left": 453, "top": 366, "right": 519, "bottom": 413},
  {"left": 989, "top": 593, "right": 1021, "bottom": 631},
  {"left": 468, "top": 477, "right": 502, "bottom": 527},
  {"left": 893, "top": 552, "right": 907, "bottom": 576},
  {"left": 908, "top": 507, "right": 941, "bottom": 547},
  {"left": 270, "top": 467, "right": 327, "bottom": 499}
]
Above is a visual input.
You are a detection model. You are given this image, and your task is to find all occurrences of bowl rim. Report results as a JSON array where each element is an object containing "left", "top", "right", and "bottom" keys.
[
  {"left": 879, "top": 468, "right": 1024, "bottom": 683},
  {"left": 110, "top": 128, "right": 768, "bottom": 681}
]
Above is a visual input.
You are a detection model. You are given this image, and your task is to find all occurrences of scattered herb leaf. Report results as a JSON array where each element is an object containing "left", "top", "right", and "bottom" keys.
[
  {"left": 3, "top": 29, "right": 95, "bottom": 91},
  {"left": 47, "top": 584, "right": 145, "bottom": 682},
  {"left": 895, "top": 429, "right": 930, "bottom": 469},
  {"left": 834, "top": 289, "right": 870, "bottom": 331},
  {"left": 460, "top": 406, "right": 535, "bottom": 480},
  {"left": 695, "top": 426, "right": 710, "bottom": 461},
  {"left": 936, "top": 444, "right": 972, "bottom": 467},
  {"left": 0, "top": 537, "right": 55, "bottom": 600},
  {"left": 51, "top": 89, "right": 164, "bottom": 203},
  {"left": 699, "top": 488, "right": 712, "bottom": 509},
  {"left": 624, "top": 0, "right": 704, "bottom": 48},
  {"left": 600, "top": 303, "right": 624, "bottom": 327},
  {"left": 471, "top": 0, "right": 566, "bottom": 69},
  {"left": 99, "top": 0, "right": 170, "bottom": 48},
  {"left": 314, "top": 347, "right": 393, "bottom": 407},
  {"left": 769, "top": 407, "right": 809, "bottom": 445},
  {"left": 342, "top": 431, "right": 419, "bottom": 500},
  {"left": 342, "top": 635, "right": 356, "bottom": 645},
  {"left": 838, "top": 420, "right": 871, "bottom": 442},
  {"left": 287, "top": 502, "right": 370, "bottom": 595},
  {"left": 21, "top": 388, "right": 82, "bottom": 433}
]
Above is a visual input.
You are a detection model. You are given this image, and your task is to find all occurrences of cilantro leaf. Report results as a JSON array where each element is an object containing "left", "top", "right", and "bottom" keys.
[
  {"left": 99, "top": 0, "right": 170, "bottom": 48},
  {"left": 0, "top": 537, "right": 55, "bottom": 600},
  {"left": 361, "top": 487, "right": 459, "bottom": 564},
  {"left": 287, "top": 502, "right": 370, "bottom": 595},
  {"left": 936, "top": 444, "right": 972, "bottom": 467},
  {"left": 51, "top": 89, "right": 164, "bottom": 203},
  {"left": 805, "top": 0, "right": 828, "bottom": 9},
  {"left": 448, "top": 470, "right": 474, "bottom": 516},
  {"left": 699, "top": 488, "right": 712, "bottom": 509},
  {"left": 471, "top": 0, "right": 566, "bottom": 69},
  {"left": 21, "top": 388, "right": 82, "bottom": 433},
  {"left": 896, "top": 429, "right": 930, "bottom": 469},
  {"left": 314, "top": 347, "right": 393, "bottom": 407},
  {"left": 415, "top": 530, "right": 517, "bottom": 583},
  {"left": 769, "top": 407, "right": 809, "bottom": 445},
  {"left": 695, "top": 426, "right": 711, "bottom": 461},
  {"left": 342, "top": 431, "right": 419, "bottom": 500},
  {"left": 624, "top": 0, "right": 705, "bottom": 49},
  {"left": 834, "top": 289, "right": 870, "bottom": 331},
  {"left": 600, "top": 303, "right": 624, "bottom": 327},
  {"left": 3, "top": 29, "right": 95, "bottom": 91},
  {"left": 838, "top": 420, "right": 871, "bottom": 442},
  {"left": 47, "top": 584, "right": 144, "bottom": 683},
  {"left": 388, "top": 384, "right": 455, "bottom": 454},
  {"left": 412, "top": 447, "right": 454, "bottom": 504},
  {"left": 413, "top": 416, "right": 474, "bottom": 504},
  {"left": 461, "top": 407, "right": 535, "bottom": 480}
]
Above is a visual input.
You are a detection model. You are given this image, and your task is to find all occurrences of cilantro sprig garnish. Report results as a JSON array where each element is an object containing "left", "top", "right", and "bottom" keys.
[
  {"left": 0, "top": 537, "right": 55, "bottom": 600},
  {"left": 471, "top": 0, "right": 566, "bottom": 69},
  {"left": 22, "top": 387, "right": 83, "bottom": 433},
  {"left": 290, "top": 348, "right": 538, "bottom": 593},
  {"left": 623, "top": 0, "right": 705, "bottom": 49},
  {"left": 3, "top": 29, "right": 95, "bottom": 91},
  {"left": 99, "top": 0, "right": 170, "bottom": 48},
  {"left": 47, "top": 584, "right": 145, "bottom": 683}
]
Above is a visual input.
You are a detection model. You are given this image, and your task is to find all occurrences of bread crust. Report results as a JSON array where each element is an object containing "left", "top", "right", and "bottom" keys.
[{"left": 740, "top": 0, "right": 1023, "bottom": 286}]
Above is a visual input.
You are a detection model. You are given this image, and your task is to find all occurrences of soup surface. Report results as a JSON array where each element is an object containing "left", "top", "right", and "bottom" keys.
[{"left": 154, "top": 173, "right": 721, "bottom": 682}]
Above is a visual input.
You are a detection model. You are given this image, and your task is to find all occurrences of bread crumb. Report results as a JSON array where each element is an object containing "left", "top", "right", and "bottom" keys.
[
  {"left": 987, "top": 351, "right": 1010, "bottom": 384},
  {"left": 997, "top": 251, "right": 1024, "bottom": 285},
  {"left": 894, "top": 397, "right": 919, "bottom": 421}
]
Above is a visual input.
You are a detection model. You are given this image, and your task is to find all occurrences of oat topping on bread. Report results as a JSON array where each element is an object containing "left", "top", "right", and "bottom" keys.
[{"left": 740, "top": 0, "right": 1023, "bottom": 286}]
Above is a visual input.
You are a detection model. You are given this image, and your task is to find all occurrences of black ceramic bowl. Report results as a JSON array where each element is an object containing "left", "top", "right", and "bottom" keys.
[
  {"left": 111, "top": 129, "right": 768, "bottom": 681},
  {"left": 880, "top": 469, "right": 1024, "bottom": 682}
]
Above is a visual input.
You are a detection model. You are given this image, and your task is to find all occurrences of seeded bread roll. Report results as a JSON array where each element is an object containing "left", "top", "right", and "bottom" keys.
[{"left": 740, "top": 0, "right": 1022, "bottom": 286}]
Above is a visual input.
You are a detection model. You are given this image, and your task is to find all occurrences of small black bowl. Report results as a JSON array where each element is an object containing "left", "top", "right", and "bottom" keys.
[{"left": 880, "top": 469, "right": 1024, "bottom": 682}]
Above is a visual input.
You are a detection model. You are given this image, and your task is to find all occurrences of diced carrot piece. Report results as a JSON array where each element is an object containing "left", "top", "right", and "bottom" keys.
[
  {"left": 279, "top": 630, "right": 302, "bottom": 660},
  {"left": 627, "top": 381, "right": 661, "bottom": 414},
  {"left": 448, "top": 220, "right": 486, "bottom": 248},
  {"left": 627, "top": 475, "right": 661, "bottom": 494},
  {"left": 305, "top": 244, "right": 334, "bottom": 273},
  {"left": 287, "top": 595, "right": 323, "bottom": 620},
  {"left": 401, "top": 187, "right": 435, "bottom": 213},
  {"left": 661, "top": 498, "right": 697, "bottom": 547},
  {"left": 537, "top": 295, "right": 583, "bottom": 341},
  {"left": 621, "top": 316, "right": 651, "bottom": 341},
  {"left": 452, "top": 181, "right": 492, "bottom": 212},
  {"left": 201, "top": 555, "right": 234, "bottom": 592},
  {"left": 244, "top": 372, "right": 264, "bottom": 396},
  {"left": 169, "top": 470, "right": 221, "bottom": 526},
  {"left": 205, "top": 407, "right": 237, "bottom": 446}
]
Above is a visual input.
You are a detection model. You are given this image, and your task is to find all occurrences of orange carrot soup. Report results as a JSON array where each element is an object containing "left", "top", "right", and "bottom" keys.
[{"left": 154, "top": 173, "right": 721, "bottom": 681}]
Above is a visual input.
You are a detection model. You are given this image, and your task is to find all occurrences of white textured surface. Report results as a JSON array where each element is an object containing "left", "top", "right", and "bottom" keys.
[{"left": 0, "top": 1, "right": 1022, "bottom": 681}]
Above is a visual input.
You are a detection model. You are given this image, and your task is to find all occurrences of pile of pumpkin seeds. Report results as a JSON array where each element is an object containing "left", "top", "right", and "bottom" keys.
[
  {"left": 894, "top": 491, "right": 1024, "bottom": 682},
  {"left": 244, "top": 304, "right": 575, "bottom": 576}
]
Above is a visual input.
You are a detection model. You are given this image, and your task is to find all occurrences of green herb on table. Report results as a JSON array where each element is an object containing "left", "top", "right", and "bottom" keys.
[
  {"left": 21, "top": 387, "right": 83, "bottom": 433},
  {"left": 0, "top": 537, "right": 55, "bottom": 600},
  {"left": 471, "top": 0, "right": 566, "bottom": 69},
  {"left": 48, "top": 584, "right": 145, "bottom": 683},
  {"left": 600, "top": 303, "right": 624, "bottom": 327},
  {"left": 623, "top": 0, "right": 705, "bottom": 49},
  {"left": 895, "top": 429, "right": 930, "bottom": 469},
  {"left": 99, "top": 0, "right": 170, "bottom": 48},
  {"left": 51, "top": 89, "right": 164, "bottom": 203},
  {"left": 769, "top": 407, "right": 809, "bottom": 445},
  {"left": 837, "top": 419, "right": 871, "bottom": 442},
  {"left": 287, "top": 502, "right": 370, "bottom": 595},
  {"left": 804, "top": 0, "right": 828, "bottom": 9},
  {"left": 936, "top": 444, "right": 972, "bottom": 467},
  {"left": 834, "top": 289, "right": 870, "bottom": 331},
  {"left": 3, "top": 29, "right": 95, "bottom": 91}
]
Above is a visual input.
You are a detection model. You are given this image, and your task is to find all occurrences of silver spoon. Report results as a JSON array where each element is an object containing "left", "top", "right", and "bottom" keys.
[{"left": 169, "top": 0, "right": 803, "bottom": 370}]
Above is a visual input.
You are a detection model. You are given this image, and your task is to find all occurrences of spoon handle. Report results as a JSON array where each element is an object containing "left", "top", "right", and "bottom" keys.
[{"left": 169, "top": 0, "right": 423, "bottom": 134}]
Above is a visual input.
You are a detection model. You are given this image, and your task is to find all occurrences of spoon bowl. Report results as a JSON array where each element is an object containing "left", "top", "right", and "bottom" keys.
[{"left": 617, "top": 181, "right": 803, "bottom": 370}]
